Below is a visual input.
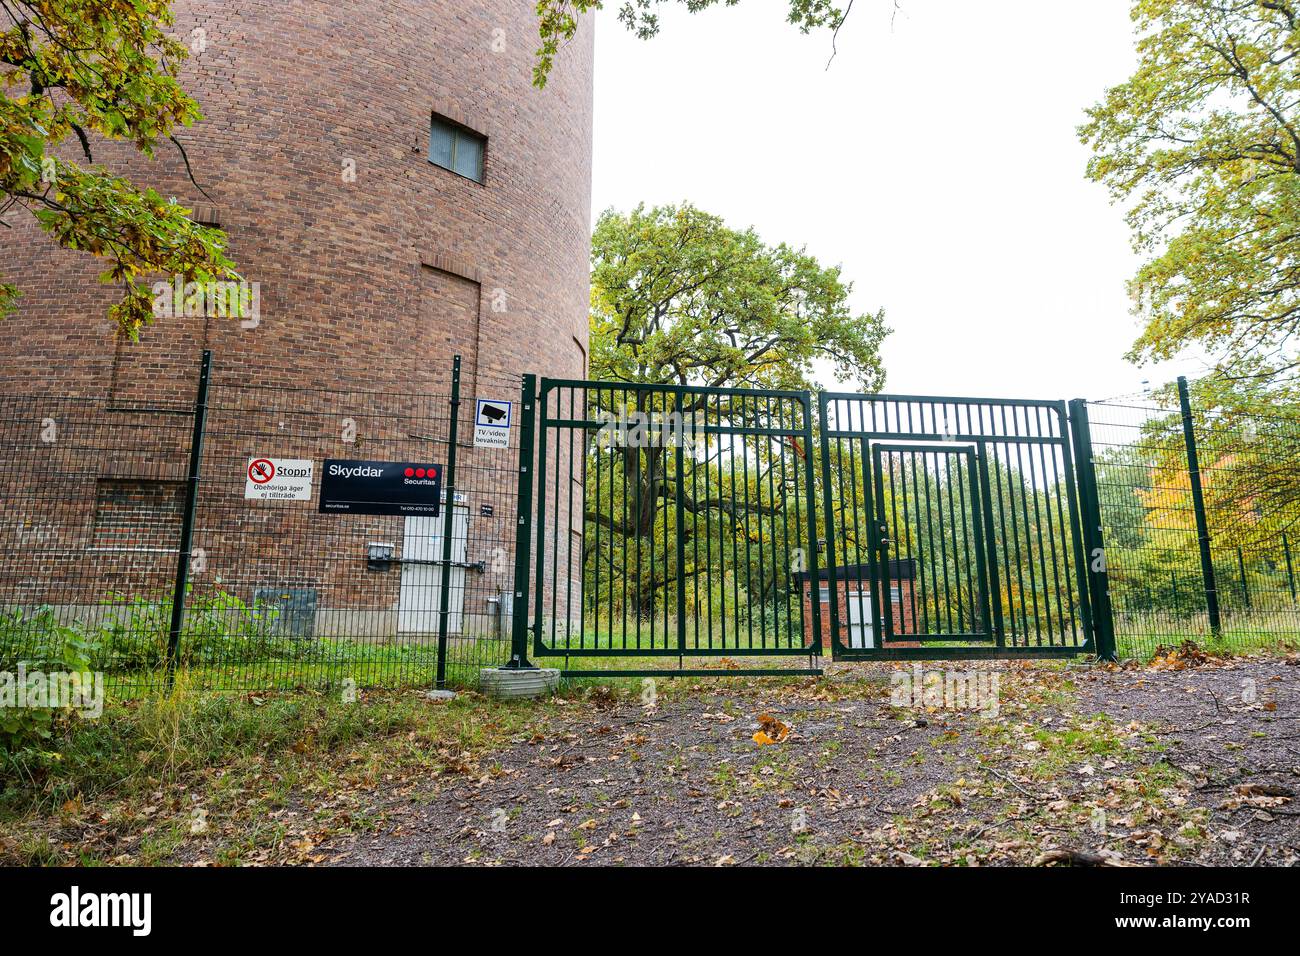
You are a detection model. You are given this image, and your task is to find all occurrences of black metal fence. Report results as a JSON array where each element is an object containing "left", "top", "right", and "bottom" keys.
[
  {"left": 1086, "top": 378, "right": 1300, "bottom": 658},
  {"left": 0, "top": 352, "right": 522, "bottom": 693}
]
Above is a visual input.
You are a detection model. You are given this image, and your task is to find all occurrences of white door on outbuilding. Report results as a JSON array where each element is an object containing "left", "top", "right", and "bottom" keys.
[
  {"left": 845, "top": 590, "right": 875, "bottom": 649},
  {"left": 398, "top": 507, "right": 468, "bottom": 634}
]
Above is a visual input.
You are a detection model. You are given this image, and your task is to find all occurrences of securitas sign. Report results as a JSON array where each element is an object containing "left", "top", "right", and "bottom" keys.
[{"left": 319, "top": 460, "right": 442, "bottom": 517}]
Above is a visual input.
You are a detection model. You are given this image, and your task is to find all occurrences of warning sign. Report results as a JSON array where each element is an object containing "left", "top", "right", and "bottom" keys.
[
  {"left": 474, "top": 398, "right": 511, "bottom": 449},
  {"left": 244, "top": 457, "right": 313, "bottom": 502}
]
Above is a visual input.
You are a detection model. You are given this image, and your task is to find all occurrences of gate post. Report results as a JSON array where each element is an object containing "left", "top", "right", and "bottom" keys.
[
  {"left": 800, "top": 393, "right": 822, "bottom": 656},
  {"left": 815, "top": 395, "right": 842, "bottom": 658},
  {"left": 1177, "top": 376, "right": 1222, "bottom": 638},
  {"left": 434, "top": 355, "right": 462, "bottom": 688},
  {"left": 1068, "top": 399, "right": 1117, "bottom": 661},
  {"left": 166, "top": 349, "right": 213, "bottom": 686},
  {"left": 506, "top": 373, "right": 537, "bottom": 668}
]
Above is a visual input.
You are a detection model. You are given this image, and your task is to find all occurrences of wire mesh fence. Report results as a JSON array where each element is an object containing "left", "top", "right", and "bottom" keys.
[
  {"left": 1086, "top": 387, "right": 1300, "bottom": 658},
  {"left": 4, "top": 353, "right": 1297, "bottom": 691},
  {"left": 0, "top": 353, "right": 522, "bottom": 694}
]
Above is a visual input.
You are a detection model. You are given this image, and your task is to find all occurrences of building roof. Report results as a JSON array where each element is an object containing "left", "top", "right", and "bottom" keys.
[{"left": 793, "top": 557, "right": 917, "bottom": 584}]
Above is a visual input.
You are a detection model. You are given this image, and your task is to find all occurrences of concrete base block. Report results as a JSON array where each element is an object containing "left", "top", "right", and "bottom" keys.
[
  {"left": 426, "top": 689, "right": 457, "bottom": 701},
  {"left": 480, "top": 667, "right": 561, "bottom": 700}
]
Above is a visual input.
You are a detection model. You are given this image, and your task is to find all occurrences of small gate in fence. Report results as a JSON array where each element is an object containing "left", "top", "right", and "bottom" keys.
[{"left": 815, "top": 393, "right": 1112, "bottom": 659}]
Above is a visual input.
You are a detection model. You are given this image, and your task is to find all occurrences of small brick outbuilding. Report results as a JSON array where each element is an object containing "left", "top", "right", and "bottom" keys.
[{"left": 794, "top": 558, "right": 919, "bottom": 652}]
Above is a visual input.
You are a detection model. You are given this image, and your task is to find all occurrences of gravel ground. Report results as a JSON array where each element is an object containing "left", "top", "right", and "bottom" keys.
[{"left": 323, "top": 653, "right": 1300, "bottom": 866}]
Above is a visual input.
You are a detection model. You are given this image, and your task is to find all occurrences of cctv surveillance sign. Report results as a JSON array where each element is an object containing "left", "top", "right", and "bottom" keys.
[
  {"left": 473, "top": 398, "right": 511, "bottom": 449},
  {"left": 319, "top": 460, "right": 442, "bottom": 516},
  {"left": 245, "top": 457, "right": 314, "bottom": 502}
]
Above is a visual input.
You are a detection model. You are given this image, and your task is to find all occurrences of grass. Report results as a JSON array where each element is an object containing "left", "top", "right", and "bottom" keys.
[
  {"left": 105, "top": 651, "right": 498, "bottom": 698},
  {"left": 1115, "top": 608, "right": 1300, "bottom": 659},
  {"left": 5, "top": 647, "right": 1275, "bottom": 866},
  {"left": 0, "top": 601, "right": 509, "bottom": 696},
  {"left": 0, "top": 677, "right": 585, "bottom": 866}
]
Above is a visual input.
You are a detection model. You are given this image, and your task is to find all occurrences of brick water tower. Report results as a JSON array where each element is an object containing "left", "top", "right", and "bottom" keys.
[
  {"left": 0, "top": 2, "right": 594, "bottom": 665},
  {"left": 0, "top": 0, "right": 594, "bottom": 396}
]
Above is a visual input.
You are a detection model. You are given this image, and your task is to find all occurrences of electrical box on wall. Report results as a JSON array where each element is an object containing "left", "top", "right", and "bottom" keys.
[
  {"left": 252, "top": 588, "right": 318, "bottom": 639},
  {"left": 367, "top": 542, "right": 394, "bottom": 571}
]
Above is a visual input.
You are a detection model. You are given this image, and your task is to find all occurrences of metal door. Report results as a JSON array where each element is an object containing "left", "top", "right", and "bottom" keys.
[{"left": 398, "top": 507, "right": 468, "bottom": 634}]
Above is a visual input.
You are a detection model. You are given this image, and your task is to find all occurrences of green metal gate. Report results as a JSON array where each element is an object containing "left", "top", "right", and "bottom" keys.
[
  {"left": 817, "top": 392, "right": 1111, "bottom": 660},
  {"left": 507, "top": 380, "right": 1116, "bottom": 675},
  {"left": 519, "top": 377, "right": 823, "bottom": 676}
]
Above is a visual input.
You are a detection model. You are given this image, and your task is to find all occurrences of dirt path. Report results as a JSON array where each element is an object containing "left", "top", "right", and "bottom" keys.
[{"left": 322, "top": 653, "right": 1300, "bottom": 866}]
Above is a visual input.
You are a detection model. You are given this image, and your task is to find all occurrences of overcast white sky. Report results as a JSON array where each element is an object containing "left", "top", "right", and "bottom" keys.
[{"left": 589, "top": 0, "right": 1206, "bottom": 402}]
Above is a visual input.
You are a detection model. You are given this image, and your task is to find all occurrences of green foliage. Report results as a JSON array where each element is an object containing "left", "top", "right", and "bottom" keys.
[
  {"left": 1141, "top": 373, "right": 1300, "bottom": 552},
  {"left": 183, "top": 589, "right": 289, "bottom": 665},
  {"left": 1080, "top": 0, "right": 1300, "bottom": 386},
  {"left": 0, "top": 610, "right": 95, "bottom": 753},
  {"left": 0, "top": 606, "right": 61, "bottom": 669},
  {"left": 1090, "top": 378, "right": 1300, "bottom": 628},
  {"left": 591, "top": 203, "right": 887, "bottom": 390},
  {"left": 532, "top": 1, "right": 845, "bottom": 86},
  {"left": 0, "top": 1, "right": 241, "bottom": 336},
  {"left": 1081, "top": 0, "right": 1300, "bottom": 630},
  {"left": 583, "top": 426, "right": 807, "bottom": 635},
  {"left": 823, "top": 444, "right": 1085, "bottom": 637},
  {"left": 0, "top": 591, "right": 487, "bottom": 694},
  {"left": 95, "top": 587, "right": 292, "bottom": 669},
  {"left": 93, "top": 593, "right": 172, "bottom": 670},
  {"left": 0, "top": 589, "right": 294, "bottom": 680}
]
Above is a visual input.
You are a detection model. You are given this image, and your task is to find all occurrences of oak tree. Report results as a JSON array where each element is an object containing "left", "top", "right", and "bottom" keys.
[
  {"left": 1081, "top": 0, "right": 1300, "bottom": 388},
  {"left": 584, "top": 202, "right": 887, "bottom": 621}
]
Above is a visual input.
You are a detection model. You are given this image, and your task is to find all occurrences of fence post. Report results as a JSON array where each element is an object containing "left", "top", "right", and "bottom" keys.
[
  {"left": 816, "top": 395, "right": 843, "bottom": 657},
  {"left": 1068, "top": 399, "right": 1117, "bottom": 660},
  {"left": 1284, "top": 532, "right": 1296, "bottom": 601},
  {"left": 434, "top": 355, "right": 462, "bottom": 688},
  {"left": 1237, "top": 547, "right": 1251, "bottom": 609},
  {"left": 507, "top": 373, "right": 537, "bottom": 668},
  {"left": 166, "top": 349, "right": 213, "bottom": 686},
  {"left": 1177, "top": 375, "right": 1221, "bottom": 638}
]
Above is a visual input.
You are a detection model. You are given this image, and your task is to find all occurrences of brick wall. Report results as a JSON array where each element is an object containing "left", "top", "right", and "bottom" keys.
[
  {"left": 0, "top": 1, "right": 593, "bottom": 633},
  {"left": 0, "top": 1, "right": 594, "bottom": 399}
]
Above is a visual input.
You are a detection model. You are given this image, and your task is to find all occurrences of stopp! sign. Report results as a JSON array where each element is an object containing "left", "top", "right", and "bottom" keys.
[{"left": 244, "top": 457, "right": 314, "bottom": 502}]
